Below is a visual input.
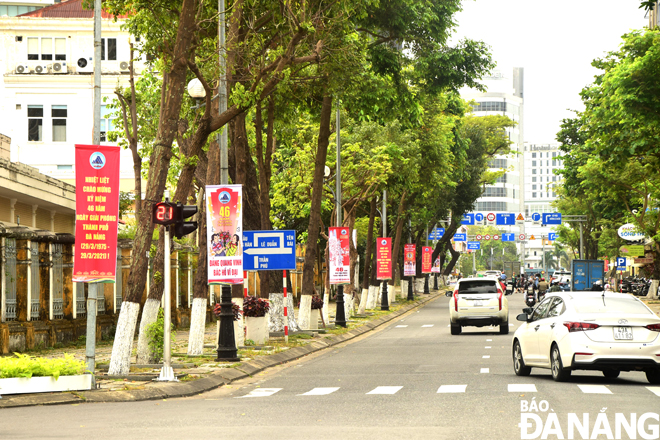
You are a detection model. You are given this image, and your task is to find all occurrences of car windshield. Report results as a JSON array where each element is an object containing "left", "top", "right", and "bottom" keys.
[
  {"left": 458, "top": 281, "right": 498, "bottom": 294},
  {"left": 571, "top": 297, "right": 652, "bottom": 315}
]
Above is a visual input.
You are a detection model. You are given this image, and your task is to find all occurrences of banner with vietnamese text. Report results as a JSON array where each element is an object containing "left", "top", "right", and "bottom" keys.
[
  {"left": 421, "top": 246, "right": 433, "bottom": 274},
  {"left": 376, "top": 237, "right": 392, "bottom": 280},
  {"left": 404, "top": 244, "right": 416, "bottom": 277},
  {"left": 207, "top": 185, "right": 243, "bottom": 284},
  {"left": 329, "top": 227, "right": 350, "bottom": 284},
  {"left": 431, "top": 257, "right": 441, "bottom": 273}
]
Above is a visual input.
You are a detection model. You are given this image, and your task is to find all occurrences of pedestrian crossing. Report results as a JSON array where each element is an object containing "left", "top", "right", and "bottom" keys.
[{"left": 234, "top": 385, "right": 660, "bottom": 398}]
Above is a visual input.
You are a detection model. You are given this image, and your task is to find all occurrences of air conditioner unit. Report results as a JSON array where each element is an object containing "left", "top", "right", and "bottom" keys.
[
  {"left": 119, "top": 61, "right": 130, "bottom": 72},
  {"left": 34, "top": 64, "right": 48, "bottom": 74},
  {"left": 15, "top": 64, "right": 30, "bottom": 74},
  {"left": 76, "top": 54, "right": 93, "bottom": 73},
  {"left": 50, "top": 62, "right": 67, "bottom": 74}
]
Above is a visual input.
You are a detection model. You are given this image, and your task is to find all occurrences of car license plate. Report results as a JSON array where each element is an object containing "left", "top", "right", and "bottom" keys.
[
  {"left": 473, "top": 301, "right": 483, "bottom": 307},
  {"left": 613, "top": 326, "right": 633, "bottom": 340}
]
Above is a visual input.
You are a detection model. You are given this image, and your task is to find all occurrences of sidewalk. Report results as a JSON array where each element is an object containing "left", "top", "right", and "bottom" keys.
[{"left": 0, "top": 289, "right": 444, "bottom": 409}]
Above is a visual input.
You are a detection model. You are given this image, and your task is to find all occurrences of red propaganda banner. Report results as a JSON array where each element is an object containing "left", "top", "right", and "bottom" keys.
[
  {"left": 207, "top": 185, "right": 243, "bottom": 284},
  {"left": 421, "top": 246, "right": 433, "bottom": 274},
  {"left": 376, "top": 237, "right": 392, "bottom": 280},
  {"left": 403, "top": 244, "right": 416, "bottom": 277},
  {"left": 431, "top": 257, "right": 441, "bottom": 273},
  {"left": 329, "top": 227, "right": 350, "bottom": 284},
  {"left": 73, "top": 145, "right": 121, "bottom": 283}
]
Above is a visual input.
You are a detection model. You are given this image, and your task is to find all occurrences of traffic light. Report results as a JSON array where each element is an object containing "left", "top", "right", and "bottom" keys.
[
  {"left": 152, "top": 201, "right": 177, "bottom": 226},
  {"left": 173, "top": 202, "right": 198, "bottom": 238}
]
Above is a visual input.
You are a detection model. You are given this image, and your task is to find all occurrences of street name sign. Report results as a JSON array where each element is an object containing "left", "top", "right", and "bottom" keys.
[
  {"left": 461, "top": 213, "right": 475, "bottom": 226},
  {"left": 453, "top": 233, "right": 467, "bottom": 242},
  {"left": 243, "top": 230, "right": 296, "bottom": 270},
  {"left": 467, "top": 241, "right": 480, "bottom": 250},
  {"left": 542, "top": 213, "right": 562, "bottom": 225}
]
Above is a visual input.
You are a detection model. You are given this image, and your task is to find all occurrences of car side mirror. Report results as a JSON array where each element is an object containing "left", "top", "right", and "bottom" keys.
[
  {"left": 523, "top": 307, "right": 533, "bottom": 314},
  {"left": 516, "top": 313, "right": 531, "bottom": 322},
  {"left": 445, "top": 291, "right": 452, "bottom": 297}
]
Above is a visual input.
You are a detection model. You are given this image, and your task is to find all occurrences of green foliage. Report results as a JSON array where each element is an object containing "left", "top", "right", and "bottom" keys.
[
  {"left": 0, "top": 353, "right": 86, "bottom": 379},
  {"left": 144, "top": 308, "right": 174, "bottom": 363}
]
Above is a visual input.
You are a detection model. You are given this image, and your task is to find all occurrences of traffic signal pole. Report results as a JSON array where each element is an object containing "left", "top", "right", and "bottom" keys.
[{"left": 157, "top": 191, "right": 177, "bottom": 381}]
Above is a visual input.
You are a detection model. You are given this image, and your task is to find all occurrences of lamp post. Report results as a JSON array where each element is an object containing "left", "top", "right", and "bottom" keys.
[
  {"left": 380, "top": 190, "right": 389, "bottom": 311},
  {"left": 407, "top": 218, "right": 414, "bottom": 301},
  {"left": 334, "top": 100, "right": 347, "bottom": 328}
]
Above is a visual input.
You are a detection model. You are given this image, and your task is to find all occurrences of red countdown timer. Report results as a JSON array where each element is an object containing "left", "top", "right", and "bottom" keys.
[{"left": 152, "top": 201, "right": 177, "bottom": 226}]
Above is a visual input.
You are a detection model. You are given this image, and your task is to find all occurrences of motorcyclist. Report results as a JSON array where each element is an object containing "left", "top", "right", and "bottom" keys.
[
  {"left": 549, "top": 281, "right": 561, "bottom": 292},
  {"left": 538, "top": 277, "right": 549, "bottom": 300}
]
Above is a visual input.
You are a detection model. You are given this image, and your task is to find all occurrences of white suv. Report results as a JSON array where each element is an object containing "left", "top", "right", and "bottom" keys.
[{"left": 449, "top": 277, "right": 510, "bottom": 335}]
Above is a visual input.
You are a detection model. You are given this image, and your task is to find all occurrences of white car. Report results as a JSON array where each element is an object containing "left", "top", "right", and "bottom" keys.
[
  {"left": 512, "top": 292, "right": 660, "bottom": 384},
  {"left": 449, "top": 277, "right": 509, "bottom": 335}
]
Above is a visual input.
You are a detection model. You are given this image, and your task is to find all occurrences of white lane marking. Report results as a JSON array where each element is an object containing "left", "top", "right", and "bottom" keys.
[
  {"left": 437, "top": 385, "right": 467, "bottom": 393},
  {"left": 367, "top": 386, "right": 403, "bottom": 395},
  {"left": 480, "top": 368, "right": 490, "bottom": 373},
  {"left": 577, "top": 385, "right": 612, "bottom": 394},
  {"left": 298, "top": 387, "right": 340, "bottom": 396},
  {"left": 646, "top": 387, "right": 660, "bottom": 397},
  {"left": 422, "top": 324, "right": 434, "bottom": 328},
  {"left": 508, "top": 384, "right": 537, "bottom": 392},
  {"left": 486, "top": 339, "right": 492, "bottom": 342},
  {"left": 483, "top": 355, "right": 490, "bottom": 359},
  {"left": 395, "top": 325, "right": 408, "bottom": 328},
  {"left": 237, "top": 388, "right": 282, "bottom": 398},
  {"left": 485, "top": 346, "right": 492, "bottom": 349}
]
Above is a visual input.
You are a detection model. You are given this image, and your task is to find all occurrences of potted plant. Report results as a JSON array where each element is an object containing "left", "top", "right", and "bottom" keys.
[
  {"left": 0, "top": 353, "right": 92, "bottom": 395},
  {"left": 214, "top": 301, "right": 243, "bottom": 347},
  {"left": 242, "top": 295, "right": 270, "bottom": 345},
  {"left": 310, "top": 294, "right": 324, "bottom": 330}
]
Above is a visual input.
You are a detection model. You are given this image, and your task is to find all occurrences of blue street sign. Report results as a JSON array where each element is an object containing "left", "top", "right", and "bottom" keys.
[
  {"left": 453, "top": 233, "right": 467, "bottom": 242},
  {"left": 542, "top": 213, "right": 562, "bottom": 225},
  {"left": 242, "top": 230, "right": 296, "bottom": 270},
  {"left": 475, "top": 213, "right": 484, "bottom": 223},
  {"left": 467, "top": 241, "right": 480, "bottom": 250},
  {"left": 496, "top": 213, "right": 516, "bottom": 226},
  {"left": 501, "top": 233, "right": 515, "bottom": 242},
  {"left": 531, "top": 212, "right": 542, "bottom": 222},
  {"left": 617, "top": 257, "right": 626, "bottom": 271},
  {"left": 428, "top": 227, "right": 445, "bottom": 240},
  {"left": 548, "top": 232, "right": 557, "bottom": 241},
  {"left": 461, "top": 213, "right": 475, "bottom": 226}
]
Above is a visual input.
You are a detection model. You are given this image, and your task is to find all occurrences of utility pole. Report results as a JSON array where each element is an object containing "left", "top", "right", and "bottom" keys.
[
  {"left": 334, "top": 100, "right": 347, "bottom": 327},
  {"left": 380, "top": 190, "right": 389, "bottom": 310}
]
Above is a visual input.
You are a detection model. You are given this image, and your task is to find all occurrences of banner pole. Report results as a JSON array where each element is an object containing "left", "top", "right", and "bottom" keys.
[{"left": 283, "top": 270, "right": 288, "bottom": 343}]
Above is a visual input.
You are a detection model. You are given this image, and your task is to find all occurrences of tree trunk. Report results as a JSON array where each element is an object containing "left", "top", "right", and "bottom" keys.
[
  {"left": 108, "top": 0, "right": 198, "bottom": 376},
  {"left": 300, "top": 95, "right": 333, "bottom": 328},
  {"left": 358, "top": 198, "right": 377, "bottom": 314},
  {"left": 389, "top": 191, "right": 406, "bottom": 287}
]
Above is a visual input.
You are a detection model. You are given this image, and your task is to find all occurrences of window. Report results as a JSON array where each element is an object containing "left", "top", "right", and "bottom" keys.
[
  {"left": 552, "top": 152, "right": 557, "bottom": 158},
  {"left": 57, "top": 165, "right": 73, "bottom": 170},
  {"left": 471, "top": 101, "right": 506, "bottom": 112},
  {"left": 532, "top": 153, "right": 537, "bottom": 158},
  {"left": 552, "top": 176, "right": 556, "bottom": 182},
  {"left": 532, "top": 160, "right": 536, "bottom": 167},
  {"left": 532, "top": 185, "right": 537, "bottom": 190},
  {"left": 100, "top": 105, "right": 115, "bottom": 142},
  {"left": 28, "top": 105, "right": 43, "bottom": 141},
  {"left": 489, "top": 159, "right": 507, "bottom": 168},
  {"left": 483, "top": 187, "right": 507, "bottom": 197},
  {"left": 0, "top": 5, "right": 41, "bottom": 16},
  {"left": 27, "top": 37, "right": 66, "bottom": 61},
  {"left": 475, "top": 201, "right": 507, "bottom": 211},
  {"left": 552, "top": 159, "right": 556, "bottom": 166},
  {"left": 539, "top": 168, "right": 543, "bottom": 174},
  {"left": 101, "top": 38, "right": 117, "bottom": 61},
  {"left": 495, "top": 174, "right": 507, "bottom": 183},
  {"left": 52, "top": 105, "right": 67, "bottom": 141},
  {"left": 532, "top": 192, "right": 536, "bottom": 198},
  {"left": 532, "top": 169, "right": 536, "bottom": 175}
]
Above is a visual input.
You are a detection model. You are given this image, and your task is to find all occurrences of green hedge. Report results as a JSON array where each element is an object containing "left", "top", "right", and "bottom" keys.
[{"left": 0, "top": 353, "right": 87, "bottom": 379}]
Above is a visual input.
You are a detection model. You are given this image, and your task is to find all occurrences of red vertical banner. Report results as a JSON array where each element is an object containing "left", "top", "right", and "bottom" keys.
[
  {"left": 404, "top": 244, "right": 416, "bottom": 276},
  {"left": 73, "top": 145, "right": 120, "bottom": 283},
  {"left": 329, "top": 227, "right": 350, "bottom": 284},
  {"left": 206, "top": 185, "right": 243, "bottom": 284},
  {"left": 376, "top": 237, "right": 392, "bottom": 280},
  {"left": 422, "top": 246, "right": 433, "bottom": 274},
  {"left": 431, "top": 257, "right": 441, "bottom": 273}
]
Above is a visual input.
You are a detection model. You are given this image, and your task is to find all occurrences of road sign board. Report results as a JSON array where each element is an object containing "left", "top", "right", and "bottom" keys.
[
  {"left": 475, "top": 213, "right": 484, "bottom": 225},
  {"left": 543, "top": 213, "right": 562, "bottom": 225},
  {"left": 502, "top": 233, "right": 515, "bottom": 242},
  {"left": 516, "top": 213, "right": 525, "bottom": 224},
  {"left": 548, "top": 232, "right": 557, "bottom": 241},
  {"left": 243, "top": 230, "right": 296, "bottom": 271},
  {"left": 461, "top": 213, "right": 475, "bottom": 226},
  {"left": 616, "top": 257, "right": 626, "bottom": 271},
  {"left": 518, "top": 234, "right": 526, "bottom": 241},
  {"left": 531, "top": 212, "right": 541, "bottom": 223},
  {"left": 493, "top": 234, "right": 500, "bottom": 240},
  {"left": 453, "top": 233, "right": 467, "bottom": 242},
  {"left": 496, "top": 213, "right": 516, "bottom": 226},
  {"left": 530, "top": 235, "right": 536, "bottom": 240},
  {"left": 486, "top": 213, "right": 496, "bottom": 223},
  {"left": 467, "top": 241, "right": 480, "bottom": 250},
  {"left": 428, "top": 227, "right": 445, "bottom": 240},
  {"left": 484, "top": 234, "right": 491, "bottom": 240},
  {"left": 476, "top": 234, "right": 482, "bottom": 240}
]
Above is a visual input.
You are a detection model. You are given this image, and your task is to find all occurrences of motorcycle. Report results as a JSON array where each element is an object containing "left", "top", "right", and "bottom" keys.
[{"left": 525, "top": 285, "right": 536, "bottom": 307}]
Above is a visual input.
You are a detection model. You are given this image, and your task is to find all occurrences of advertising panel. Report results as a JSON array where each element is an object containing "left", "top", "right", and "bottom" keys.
[
  {"left": 329, "top": 227, "right": 350, "bottom": 284},
  {"left": 376, "top": 237, "right": 392, "bottom": 280},
  {"left": 404, "top": 244, "right": 416, "bottom": 276},
  {"left": 207, "top": 185, "right": 243, "bottom": 284},
  {"left": 421, "top": 246, "right": 433, "bottom": 274}
]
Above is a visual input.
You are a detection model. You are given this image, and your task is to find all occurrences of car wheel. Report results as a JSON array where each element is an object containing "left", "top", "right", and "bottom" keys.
[
  {"left": 602, "top": 369, "right": 620, "bottom": 379},
  {"left": 499, "top": 322, "right": 509, "bottom": 334},
  {"left": 646, "top": 369, "right": 660, "bottom": 385},
  {"left": 450, "top": 324, "right": 461, "bottom": 335},
  {"left": 550, "top": 344, "right": 571, "bottom": 382},
  {"left": 513, "top": 340, "right": 531, "bottom": 376}
]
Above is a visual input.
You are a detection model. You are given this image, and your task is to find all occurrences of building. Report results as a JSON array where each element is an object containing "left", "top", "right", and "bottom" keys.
[
  {"left": 0, "top": 0, "right": 143, "bottom": 193},
  {"left": 0, "top": 0, "right": 54, "bottom": 18}
]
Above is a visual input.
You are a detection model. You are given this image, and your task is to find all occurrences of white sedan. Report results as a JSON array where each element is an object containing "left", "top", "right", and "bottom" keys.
[{"left": 512, "top": 291, "right": 660, "bottom": 383}]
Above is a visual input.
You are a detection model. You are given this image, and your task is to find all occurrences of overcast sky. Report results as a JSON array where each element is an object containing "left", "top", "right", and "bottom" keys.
[{"left": 451, "top": 0, "right": 648, "bottom": 144}]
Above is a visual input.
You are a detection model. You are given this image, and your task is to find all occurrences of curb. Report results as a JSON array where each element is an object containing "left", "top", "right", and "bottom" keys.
[{"left": 0, "top": 290, "right": 443, "bottom": 408}]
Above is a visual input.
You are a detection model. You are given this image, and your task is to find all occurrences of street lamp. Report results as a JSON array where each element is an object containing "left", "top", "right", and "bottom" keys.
[{"left": 187, "top": 78, "right": 206, "bottom": 110}]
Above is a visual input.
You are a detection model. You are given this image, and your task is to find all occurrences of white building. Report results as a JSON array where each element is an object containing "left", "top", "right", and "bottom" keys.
[{"left": 0, "top": 0, "right": 143, "bottom": 193}]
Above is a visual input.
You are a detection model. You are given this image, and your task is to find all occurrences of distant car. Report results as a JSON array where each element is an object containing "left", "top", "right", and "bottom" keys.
[
  {"left": 512, "top": 292, "right": 660, "bottom": 384},
  {"left": 551, "top": 270, "right": 571, "bottom": 286},
  {"left": 484, "top": 270, "right": 501, "bottom": 278},
  {"left": 449, "top": 277, "right": 510, "bottom": 335}
]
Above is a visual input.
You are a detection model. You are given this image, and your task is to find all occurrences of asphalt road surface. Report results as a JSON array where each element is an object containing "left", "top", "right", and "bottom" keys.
[{"left": 4, "top": 293, "right": 660, "bottom": 440}]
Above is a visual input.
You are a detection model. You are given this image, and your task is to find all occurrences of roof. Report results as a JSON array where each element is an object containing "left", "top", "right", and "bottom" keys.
[{"left": 18, "top": 0, "right": 129, "bottom": 19}]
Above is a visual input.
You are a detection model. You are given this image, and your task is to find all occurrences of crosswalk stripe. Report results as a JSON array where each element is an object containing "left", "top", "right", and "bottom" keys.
[
  {"left": 508, "top": 384, "right": 537, "bottom": 392},
  {"left": 237, "top": 388, "right": 282, "bottom": 398},
  {"left": 395, "top": 325, "right": 408, "bottom": 328},
  {"left": 480, "top": 368, "right": 489, "bottom": 373},
  {"left": 647, "top": 387, "right": 660, "bottom": 397},
  {"left": 577, "top": 385, "right": 612, "bottom": 394},
  {"left": 437, "top": 385, "right": 467, "bottom": 393},
  {"left": 422, "top": 324, "right": 434, "bottom": 328},
  {"left": 486, "top": 339, "right": 492, "bottom": 341},
  {"left": 367, "top": 386, "right": 403, "bottom": 395},
  {"left": 483, "top": 355, "right": 490, "bottom": 359},
  {"left": 485, "top": 346, "right": 492, "bottom": 349},
  {"left": 298, "top": 387, "right": 340, "bottom": 396}
]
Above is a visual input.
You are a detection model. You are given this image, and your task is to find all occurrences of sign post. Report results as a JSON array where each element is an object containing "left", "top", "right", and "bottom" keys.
[
  {"left": 404, "top": 244, "right": 416, "bottom": 300},
  {"left": 376, "top": 238, "right": 392, "bottom": 310}
]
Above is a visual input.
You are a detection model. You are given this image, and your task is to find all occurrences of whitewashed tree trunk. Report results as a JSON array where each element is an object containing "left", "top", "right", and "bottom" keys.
[
  {"left": 648, "top": 279, "right": 660, "bottom": 299},
  {"left": 268, "top": 293, "right": 299, "bottom": 332},
  {"left": 321, "top": 292, "right": 329, "bottom": 324},
  {"left": 358, "top": 288, "right": 368, "bottom": 314},
  {"left": 344, "top": 293, "right": 352, "bottom": 318},
  {"left": 388, "top": 285, "right": 394, "bottom": 305},
  {"left": 367, "top": 285, "right": 377, "bottom": 309},
  {"left": 136, "top": 298, "right": 161, "bottom": 364},
  {"left": 108, "top": 301, "right": 141, "bottom": 376},
  {"left": 298, "top": 295, "right": 312, "bottom": 330},
  {"left": 187, "top": 297, "right": 207, "bottom": 355}
]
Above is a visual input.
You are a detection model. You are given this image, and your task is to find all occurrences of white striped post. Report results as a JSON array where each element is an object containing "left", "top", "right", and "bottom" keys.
[
  {"left": 243, "top": 270, "right": 248, "bottom": 297},
  {"left": 283, "top": 270, "right": 288, "bottom": 343}
]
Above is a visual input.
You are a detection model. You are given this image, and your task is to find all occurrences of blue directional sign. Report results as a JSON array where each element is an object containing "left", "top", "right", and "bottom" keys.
[
  {"left": 543, "top": 213, "right": 562, "bottom": 225},
  {"left": 496, "top": 213, "right": 516, "bottom": 226},
  {"left": 501, "top": 233, "right": 515, "bottom": 242},
  {"left": 548, "top": 232, "right": 557, "bottom": 241},
  {"left": 467, "top": 241, "right": 480, "bottom": 250},
  {"left": 453, "top": 233, "right": 467, "bottom": 242},
  {"left": 617, "top": 257, "right": 626, "bottom": 271},
  {"left": 475, "top": 213, "right": 484, "bottom": 223},
  {"left": 242, "top": 230, "right": 296, "bottom": 270},
  {"left": 461, "top": 213, "right": 475, "bottom": 226},
  {"left": 531, "top": 212, "right": 542, "bottom": 222},
  {"left": 428, "top": 228, "right": 445, "bottom": 240}
]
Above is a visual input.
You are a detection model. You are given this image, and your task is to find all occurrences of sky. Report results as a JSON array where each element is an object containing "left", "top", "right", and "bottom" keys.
[{"left": 451, "top": 0, "right": 648, "bottom": 144}]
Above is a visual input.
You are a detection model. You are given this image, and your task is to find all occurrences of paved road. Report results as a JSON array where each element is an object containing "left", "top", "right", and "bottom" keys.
[{"left": 4, "top": 293, "right": 660, "bottom": 440}]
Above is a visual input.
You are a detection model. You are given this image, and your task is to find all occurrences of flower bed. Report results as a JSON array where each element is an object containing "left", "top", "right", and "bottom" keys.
[{"left": 0, "top": 353, "right": 92, "bottom": 395}]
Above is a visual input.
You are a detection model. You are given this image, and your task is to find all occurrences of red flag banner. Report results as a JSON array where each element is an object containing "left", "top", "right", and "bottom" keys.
[
  {"left": 422, "top": 246, "right": 433, "bottom": 274},
  {"left": 329, "top": 227, "right": 350, "bottom": 284},
  {"left": 73, "top": 145, "right": 121, "bottom": 283},
  {"left": 404, "top": 244, "right": 416, "bottom": 276},
  {"left": 207, "top": 185, "right": 243, "bottom": 284},
  {"left": 376, "top": 237, "right": 392, "bottom": 280}
]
